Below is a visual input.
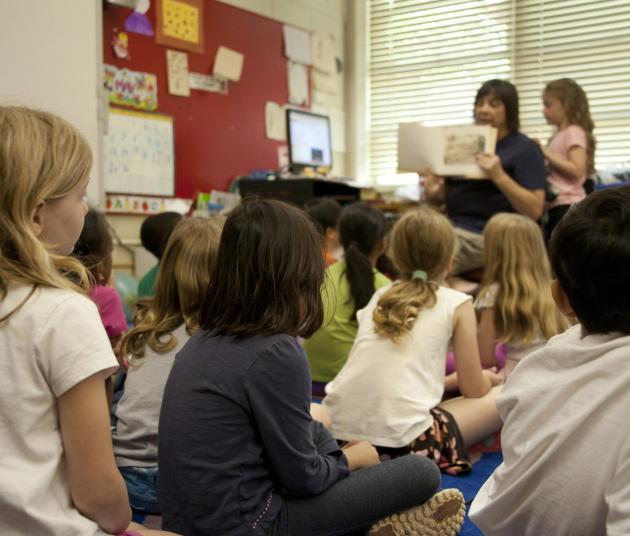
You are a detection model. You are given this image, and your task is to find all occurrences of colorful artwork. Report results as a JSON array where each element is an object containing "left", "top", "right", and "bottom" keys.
[
  {"left": 111, "top": 31, "right": 130, "bottom": 60},
  {"left": 125, "top": 0, "right": 154, "bottom": 36},
  {"left": 156, "top": 0, "right": 204, "bottom": 54},
  {"left": 104, "top": 64, "right": 158, "bottom": 111},
  {"left": 105, "top": 194, "right": 192, "bottom": 215},
  {"left": 163, "top": 0, "right": 198, "bottom": 42}
]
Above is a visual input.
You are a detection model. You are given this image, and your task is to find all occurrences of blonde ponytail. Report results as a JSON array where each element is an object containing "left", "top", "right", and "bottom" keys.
[{"left": 372, "top": 206, "right": 455, "bottom": 342}]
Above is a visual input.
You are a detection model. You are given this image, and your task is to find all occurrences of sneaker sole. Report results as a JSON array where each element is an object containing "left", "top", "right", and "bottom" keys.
[{"left": 368, "top": 488, "right": 465, "bottom": 536}]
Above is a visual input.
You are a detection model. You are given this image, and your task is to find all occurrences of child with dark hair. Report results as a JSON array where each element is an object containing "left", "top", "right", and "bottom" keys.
[
  {"left": 303, "top": 202, "right": 390, "bottom": 388},
  {"left": 74, "top": 208, "right": 128, "bottom": 353},
  {"left": 137, "top": 212, "right": 182, "bottom": 298},
  {"left": 157, "top": 198, "right": 465, "bottom": 536},
  {"left": 470, "top": 186, "right": 630, "bottom": 535},
  {"left": 304, "top": 197, "right": 342, "bottom": 265}
]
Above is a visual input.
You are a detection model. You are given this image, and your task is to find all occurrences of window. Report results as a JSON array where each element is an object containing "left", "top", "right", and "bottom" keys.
[
  {"left": 363, "top": 0, "right": 630, "bottom": 185},
  {"left": 516, "top": 0, "right": 630, "bottom": 172}
]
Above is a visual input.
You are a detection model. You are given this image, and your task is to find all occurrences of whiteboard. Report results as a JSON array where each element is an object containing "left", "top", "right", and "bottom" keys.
[{"left": 104, "top": 108, "right": 175, "bottom": 196}]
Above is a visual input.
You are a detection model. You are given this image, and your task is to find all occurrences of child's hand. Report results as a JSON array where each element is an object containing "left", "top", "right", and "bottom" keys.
[
  {"left": 342, "top": 441, "right": 380, "bottom": 470},
  {"left": 422, "top": 168, "right": 446, "bottom": 206},
  {"left": 484, "top": 367, "right": 504, "bottom": 386}
]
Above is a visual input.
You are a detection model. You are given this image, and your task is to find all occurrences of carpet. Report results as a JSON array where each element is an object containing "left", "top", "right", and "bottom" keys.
[{"left": 441, "top": 451, "right": 503, "bottom": 536}]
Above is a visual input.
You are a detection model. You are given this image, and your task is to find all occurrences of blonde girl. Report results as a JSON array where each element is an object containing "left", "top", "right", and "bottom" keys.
[
  {"left": 113, "top": 216, "right": 223, "bottom": 516},
  {"left": 325, "top": 206, "right": 503, "bottom": 475},
  {"left": 476, "top": 213, "right": 568, "bottom": 377},
  {"left": 541, "top": 78, "right": 595, "bottom": 239},
  {"left": 0, "top": 106, "right": 174, "bottom": 535}
]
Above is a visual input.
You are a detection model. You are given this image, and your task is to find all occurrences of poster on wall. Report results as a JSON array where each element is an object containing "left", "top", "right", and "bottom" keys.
[
  {"left": 287, "top": 61, "right": 309, "bottom": 106},
  {"left": 213, "top": 46, "right": 244, "bottom": 82},
  {"left": 104, "top": 108, "right": 174, "bottom": 196},
  {"left": 156, "top": 0, "right": 204, "bottom": 54},
  {"left": 166, "top": 49, "right": 190, "bottom": 96},
  {"left": 104, "top": 64, "right": 158, "bottom": 111}
]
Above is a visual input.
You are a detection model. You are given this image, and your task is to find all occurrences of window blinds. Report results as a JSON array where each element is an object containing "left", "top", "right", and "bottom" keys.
[
  {"left": 515, "top": 0, "right": 630, "bottom": 171},
  {"left": 367, "top": 0, "right": 630, "bottom": 184}
]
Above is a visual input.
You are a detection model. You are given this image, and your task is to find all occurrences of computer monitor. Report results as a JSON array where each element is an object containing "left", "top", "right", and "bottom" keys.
[{"left": 286, "top": 109, "right": 333, "bottom": 170}]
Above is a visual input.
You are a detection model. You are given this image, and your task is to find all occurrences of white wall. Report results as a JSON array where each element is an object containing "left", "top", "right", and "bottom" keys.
[{"left": 0, "top": 0, "right": 104, "bottom": 204}]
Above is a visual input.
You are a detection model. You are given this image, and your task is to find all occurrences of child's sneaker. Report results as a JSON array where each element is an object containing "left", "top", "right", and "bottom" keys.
[{"left": 368, "top": 488, "right": 465, "bottom": 536}]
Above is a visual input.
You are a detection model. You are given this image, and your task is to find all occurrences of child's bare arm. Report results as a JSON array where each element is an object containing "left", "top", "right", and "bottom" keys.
[
  {"left": 444, "top": 372, "right": 459, "bottom": 392},
  {"left": 452, "top": 300, "right": 492, "bottom": 398},
  {"left": 541, "top": 144, "right": 587, "bottom": 181},
  {"left": 477, "top": 307, "right": 498, "bottom": 368},
  {"left": 58, "top": 372, "right": 131, "bottom": 535}
]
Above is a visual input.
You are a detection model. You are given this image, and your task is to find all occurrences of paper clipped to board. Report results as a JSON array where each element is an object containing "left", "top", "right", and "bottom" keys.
[
  {"left": 283, "top": 25, "right": 312, "bottom": 65},
  {"left": 213, "top": 46, "right": 244, "bottom": 82},
  {"left": 166, "top": 49, "right": 190, "bottom": 96},
  {"left": 265, "top": 102, "right": 286, "bottom": 141},
  {"left": 398, "top": 123, "right": 498, "bottom": 179}
]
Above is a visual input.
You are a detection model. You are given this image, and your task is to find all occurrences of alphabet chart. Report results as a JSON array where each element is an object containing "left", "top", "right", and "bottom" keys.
[{"left": 104, "top": 108, "right": 175, "bottom": 196}]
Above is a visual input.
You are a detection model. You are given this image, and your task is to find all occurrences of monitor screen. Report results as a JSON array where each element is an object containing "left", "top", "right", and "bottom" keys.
[{"left": 286, "top": 109, "right": 332, "bottom": 169}]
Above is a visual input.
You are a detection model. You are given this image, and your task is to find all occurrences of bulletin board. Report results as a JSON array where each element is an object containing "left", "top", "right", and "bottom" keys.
[
  {"left": 104, "top": 108, "right": 175, "bottom": 196},
  {"left": 103, "top": 1, "right": 295, "bottom": 198}
]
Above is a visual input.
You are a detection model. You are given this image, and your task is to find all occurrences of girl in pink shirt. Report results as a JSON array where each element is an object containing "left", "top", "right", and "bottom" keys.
[
  {"left": 74, "top": 209, "right": 128, "bottom": 353},
  {"left": 540, "top": 78, "right": 595, "bottom": 240}
]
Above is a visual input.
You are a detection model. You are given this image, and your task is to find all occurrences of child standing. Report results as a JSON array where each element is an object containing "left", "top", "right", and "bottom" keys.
[
  {"left": 158, "top": 198, "right": 465, "bottom": 536},
  {"left": 0, "top": 106, "right": 173, "bottom": 535},
  {"left": 470, "top": 186, "right": 630, "bottom": 535},
  {"left": 74, "top": 208, "right": 128, "bottom": 353},
  {"left": 304, "top": 196, "right": 343, "bottom": 265},
  {"left": 304, "top": 202, "right": 390, "bottom": 389},
  {"left": 475, "top": 213, "right": 568, "bottom": 377},
  {"left": 113, "top": 216, "right": 223, "bottom": 515},
  {"left": 325, "top": 206, "right": 503, "bottom": 474},
  {"left": 541, "top": 77, "right": 595, "bottom": 239}
]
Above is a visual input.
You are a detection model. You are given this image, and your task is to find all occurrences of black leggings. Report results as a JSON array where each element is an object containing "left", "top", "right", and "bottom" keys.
[{"left": 269, "top": 423, "right": 441, "bottom": 536}]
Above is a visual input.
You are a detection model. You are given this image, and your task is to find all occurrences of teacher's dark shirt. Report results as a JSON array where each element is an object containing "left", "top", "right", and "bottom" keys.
[{"left": 446, "top": 131, "right": 546, "bottom": 233}]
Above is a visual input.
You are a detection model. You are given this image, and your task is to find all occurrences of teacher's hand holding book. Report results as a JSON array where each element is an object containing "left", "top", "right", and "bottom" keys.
[{"left": 476, "top": 153, "right": 503, "bottom": 182}]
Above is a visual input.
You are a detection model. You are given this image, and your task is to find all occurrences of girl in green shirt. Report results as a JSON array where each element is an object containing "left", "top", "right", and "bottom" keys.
[{"left": 304, "top": 202, "right": 390, "bottom": 389}]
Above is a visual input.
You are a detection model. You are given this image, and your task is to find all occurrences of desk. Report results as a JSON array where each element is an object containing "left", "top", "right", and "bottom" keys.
[{"left": 237, "top": 178, "right": 361, "bottom": 207}]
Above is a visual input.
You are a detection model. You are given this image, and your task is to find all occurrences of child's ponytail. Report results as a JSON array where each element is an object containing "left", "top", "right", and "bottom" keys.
[
  {"left": 373, "top": 274, "right": 438, "bottom": 343},
  {"left": 339, "top": 203, "right": 388, "bottom": 318},
  {"left": 373, "top": 206, "right": 454, "bottom": 342}
]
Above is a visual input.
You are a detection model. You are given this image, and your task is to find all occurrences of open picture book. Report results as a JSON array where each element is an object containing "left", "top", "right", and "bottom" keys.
[{"left": 397, "top": 123, "right": 498, "bottom": 179}]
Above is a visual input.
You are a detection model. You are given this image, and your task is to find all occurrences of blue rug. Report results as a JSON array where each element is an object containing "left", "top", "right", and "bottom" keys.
[{"left": 441, "top": 451, "right": 502, "bottom": 536}]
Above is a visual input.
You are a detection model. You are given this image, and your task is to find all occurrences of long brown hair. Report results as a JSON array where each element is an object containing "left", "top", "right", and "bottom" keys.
[
  {"left": 0, "top": 106, "right": 91, "bottom": 321},
  {"left": 373, "top": 206, "right": 455, "bottom": 343},
  {"left": 479, "top": 213, "right": 568, "bottom": 343},
  {"left": 200, "top": 198, "right": 326, "bottom": 338},
  {"left": 121, "top": 216, "right": 224, "bottom": 359},
  {"left": 544, "top": 78, "right": 596, "bottom": 174},
  {"left": 73, "top": 208, "right": 114, "bottom": 285}
]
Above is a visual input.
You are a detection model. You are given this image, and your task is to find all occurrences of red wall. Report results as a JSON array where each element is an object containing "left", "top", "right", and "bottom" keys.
[{"left": 103, "top": 1, "right": 298, "bottom": 198}]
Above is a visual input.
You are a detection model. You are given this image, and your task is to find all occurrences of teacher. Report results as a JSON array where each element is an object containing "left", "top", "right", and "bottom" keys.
[{"left": 424, "top": 79, "right": 546, "bottom": 275}]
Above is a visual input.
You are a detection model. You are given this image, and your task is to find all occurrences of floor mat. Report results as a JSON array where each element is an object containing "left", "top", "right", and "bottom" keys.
[{"left": 441, "top": 451, "right": 502, "bottom": 536}]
